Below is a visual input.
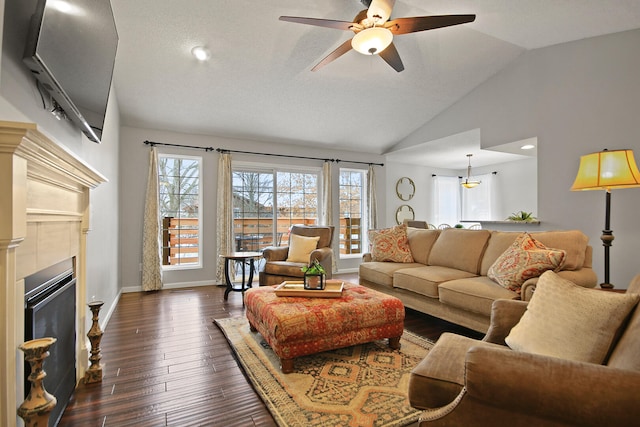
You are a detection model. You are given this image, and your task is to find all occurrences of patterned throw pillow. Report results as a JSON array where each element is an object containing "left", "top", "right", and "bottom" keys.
[
  {"left": 368, "top": 224, "right": 414, "bottom": 263},
  {"left": 488, "top": 232, "right": 566, "bottom": 294}
]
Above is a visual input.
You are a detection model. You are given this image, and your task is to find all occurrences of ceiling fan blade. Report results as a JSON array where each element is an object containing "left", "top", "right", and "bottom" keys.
[
  {"left": 311, "top": 39, "right": 353, "bottom": 71},
  {"left": 279, "top": 16, "right": 356, "bottom": 31},
  {"left": 378, "top": 42, "right": 404, "bottom": 72},
  {"left": 386, "top": 14, "right": 476, "bottom": 35}
]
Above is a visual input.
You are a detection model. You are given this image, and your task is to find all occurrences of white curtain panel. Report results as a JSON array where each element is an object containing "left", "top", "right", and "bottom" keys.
[
  {"left": 432, "top": 175, "right": 461, "bottom": 226},
  {"left": 216, "top": 152, "right": 234, "bottom": 283},
  {"left": 322, "top": 161, "right": 337, "bottom": 273},
  {"left": 367, "top": 164, "right": 378, "bottom": 230},
  {"left": 141, "top": 147, "right": 163, "bottom": 291},
  {"left": 461, "top": 172, "right": 496, "bottom": 221}
]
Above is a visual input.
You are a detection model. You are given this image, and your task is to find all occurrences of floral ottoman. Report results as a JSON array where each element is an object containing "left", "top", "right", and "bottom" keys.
[{"left": 244, "top": 282, "right": 405, "bottom": 373}]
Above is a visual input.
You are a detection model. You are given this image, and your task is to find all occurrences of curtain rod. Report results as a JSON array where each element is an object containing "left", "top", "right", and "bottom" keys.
[{"left": 143, "top": 140, "right": 383, "bottom": 167}]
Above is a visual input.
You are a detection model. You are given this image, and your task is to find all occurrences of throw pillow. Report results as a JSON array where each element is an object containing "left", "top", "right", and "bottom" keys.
[
  {"left": 368, "top": 224, "right": 414, "bottom": 263},
  {"left": 488, "top": 232, "right": 566, "bottom": 294},
  {"left": 505, "top": 271, "right": 640, "bottom": 364},
  {"left": 286, "top": 234, "right": 320, "bottom": 263}
]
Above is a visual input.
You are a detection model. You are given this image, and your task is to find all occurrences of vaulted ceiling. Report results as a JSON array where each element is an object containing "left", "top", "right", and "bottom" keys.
[{"left": 110, "top": 0, "right": 640, "bottom": 167}]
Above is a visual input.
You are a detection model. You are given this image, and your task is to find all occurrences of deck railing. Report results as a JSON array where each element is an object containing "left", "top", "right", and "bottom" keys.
[{"left": 162, "top": 216, "right": 362, "bottom": 265}]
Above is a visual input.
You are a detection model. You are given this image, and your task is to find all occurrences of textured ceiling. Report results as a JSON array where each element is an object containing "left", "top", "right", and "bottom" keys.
[{"left": 110, "top": 0, "right": 640, "bottom": 166}]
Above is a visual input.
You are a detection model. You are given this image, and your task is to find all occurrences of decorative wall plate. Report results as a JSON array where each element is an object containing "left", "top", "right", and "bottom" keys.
[
  {"left": 396, "top": 204, "right": 415, "bottom": 224},
  {"left": 396, "top": 177, "right": 415, "bottom": 201}
]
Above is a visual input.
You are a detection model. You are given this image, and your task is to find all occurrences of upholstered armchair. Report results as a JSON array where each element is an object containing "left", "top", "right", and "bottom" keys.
[
  {"left": 408, "top": 272, "right": 640, "bottom": 427},
  {"left": 259, "top": 225, "right": 334, "bottom": 287}
]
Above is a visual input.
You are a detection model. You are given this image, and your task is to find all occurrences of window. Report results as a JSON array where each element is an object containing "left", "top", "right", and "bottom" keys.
[
  {"left": 232, "top": 166, "right": 320, "bottom": 251},
  {"left": 339, "top": 169, "right": 366, "bottom": 256},
  {"left": 461, "top": 173, "right": 496, "bottom": 221},
  {"left": 431, "top": 176, "right": 460, "bottom": 227},
  {"left": 158, "top": 154, "right": 202, "bottom": 268}
]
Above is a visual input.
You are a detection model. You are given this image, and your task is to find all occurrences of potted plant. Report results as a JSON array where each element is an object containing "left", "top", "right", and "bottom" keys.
[
  {"left": 506, "top": 211, "right": 537, "bottom": 222},
  {"left": 301, "top": 259, "right": 326, "bottom": 290}
]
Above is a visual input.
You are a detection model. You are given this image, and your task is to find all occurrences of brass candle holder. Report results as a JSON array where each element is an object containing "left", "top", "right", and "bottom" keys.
[
  {"left": 84, "top": 300, "right": 105, "bottom": 383},
  {"left": 18, "top": 337, "right": 57, "bottom": 427}
]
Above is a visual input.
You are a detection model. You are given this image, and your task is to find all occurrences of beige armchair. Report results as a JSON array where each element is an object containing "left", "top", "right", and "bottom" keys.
[
  {"left": 259, "top": 225, "right": 334, "bottom": 287},
  {"left": 408, "top": 273, "right": 640, "bottom": 427}
]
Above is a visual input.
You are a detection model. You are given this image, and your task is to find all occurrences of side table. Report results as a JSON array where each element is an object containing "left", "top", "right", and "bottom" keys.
[{"left": 220, "top": 252, "right": 262, "bottom": 302}]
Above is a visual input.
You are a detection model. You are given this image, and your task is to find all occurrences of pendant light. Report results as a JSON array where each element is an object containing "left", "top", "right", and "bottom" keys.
[{"left": 461, "top": 154, "right": 481, "bottom": 189}]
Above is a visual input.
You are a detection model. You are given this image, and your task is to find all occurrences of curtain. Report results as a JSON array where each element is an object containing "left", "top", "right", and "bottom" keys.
[
  {"left": 367, "top": 164, "right": 378, "bottom": 230},
  {"left": 431, "top": 175, "right": 461, "bottom": 226},
  {"left": 461, "top": 173, "right": 496, "bottom": 221},
  {"left": 141, "top": 147, "right": 163, "bottom": 291},
  {"left": 216, "top": 152, "right": 234, "bottom": 284},
  {"left": 321, "top": 161, "right": 337, "bottom": 273}
]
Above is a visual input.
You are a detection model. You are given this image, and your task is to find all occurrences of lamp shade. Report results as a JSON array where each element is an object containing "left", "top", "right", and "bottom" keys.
[
  {"left": 571, "top": 149, "right": 640, "bottom": 191},
  {"left": 351, "top": 27, "right": 393, "bottom": 55}
]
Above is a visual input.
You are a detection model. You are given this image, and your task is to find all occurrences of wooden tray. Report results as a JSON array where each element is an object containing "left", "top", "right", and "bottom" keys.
[{"left": 274, "top": 280, "right": 344, "bottom": 298}]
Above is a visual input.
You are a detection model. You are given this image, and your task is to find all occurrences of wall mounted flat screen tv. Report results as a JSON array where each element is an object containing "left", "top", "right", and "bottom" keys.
[{"left": 23, "top": 0, "right": 118, "bottom": 143}]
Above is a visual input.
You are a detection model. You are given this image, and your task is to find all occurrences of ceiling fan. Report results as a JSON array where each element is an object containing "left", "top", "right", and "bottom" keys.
[{"left": 280, "top": 0, "right": 475, "bottom": 72}]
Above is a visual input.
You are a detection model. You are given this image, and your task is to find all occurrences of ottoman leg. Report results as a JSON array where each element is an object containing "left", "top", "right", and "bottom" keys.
[
  {"left": 281, "top": 358, "right": 294, "bottom": 374},
  {"left": 389, "top": 336, "right": 401, "bottom": 350}
]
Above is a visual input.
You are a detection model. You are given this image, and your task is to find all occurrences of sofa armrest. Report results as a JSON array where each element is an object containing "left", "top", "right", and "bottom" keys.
[
  {"left": 309, "top": 247, "right": 332, "bottom": 263},
  {"left": 521, "top": 267, "right": 598, "bottom": 301},
  {"left": 464, "top": 345, "right": 640, "bottom": 426},
  {"left": 262, "top": 246, "right": 289, "bottom": 261},
  {"left": 482, "top": 299, "right": 528, "bottom": 345}
]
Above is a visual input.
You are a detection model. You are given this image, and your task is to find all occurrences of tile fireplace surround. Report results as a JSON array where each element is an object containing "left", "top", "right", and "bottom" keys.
[{"left": 0, "top": 121, "right": 106, "bottom": 426}]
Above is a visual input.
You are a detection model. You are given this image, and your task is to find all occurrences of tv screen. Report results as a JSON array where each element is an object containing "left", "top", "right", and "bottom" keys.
[{"left": 23, "top": 0, "right": 118, "bottom": 143}]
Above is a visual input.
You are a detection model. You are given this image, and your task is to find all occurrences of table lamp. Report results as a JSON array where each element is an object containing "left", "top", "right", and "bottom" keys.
[{"left": 571, "top": 149, "right": 640, "bottom": 288}]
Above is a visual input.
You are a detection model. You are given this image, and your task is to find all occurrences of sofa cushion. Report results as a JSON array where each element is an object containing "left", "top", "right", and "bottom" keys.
[
  {"left": 480, "top": 231, "right": 520, "bottom": 275},
  {"left": 438, "top": 277, "right": 518, "bottom": 316},
  {"left": 505, "top": 271, "right": 640, "bottom": 364},
  {"left": 488, "top": 233, "right": 566, "bottom": 294},
  {"left": 427, "top": 229, "right": 491, "bottom": 274},
  {"left": 530, "top": 230, "right": 589, "bottom": 271},
  {"left": 263, "top": 260, "right": 307, "bottom": 276},
  {"left": 406, "top": 228, "right": 440, "bottom": 265},
  {"left": 359, "top": 261, "right": 424, "bottom": 288},
  {"left": 409, "top": 333, "right": 503, "bottom": 409},
  {"left": 368, "top": 224, "right": 414, "bottom": 263},
  {"left": 394, "top": 266, "right": 477, "bottom": 299},
  {"left": 286, "top": 233, "right": 320, "bottom": 263}
]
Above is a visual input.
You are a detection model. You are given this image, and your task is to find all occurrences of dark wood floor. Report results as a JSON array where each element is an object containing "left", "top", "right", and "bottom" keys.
[{"left": 58, "top": 274, "right": 482, "bottom": 426}]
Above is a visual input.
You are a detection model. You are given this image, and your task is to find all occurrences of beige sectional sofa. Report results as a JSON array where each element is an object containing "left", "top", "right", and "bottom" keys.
[{"left": 359, "top": 227, "right": 597, "bottom": 333}]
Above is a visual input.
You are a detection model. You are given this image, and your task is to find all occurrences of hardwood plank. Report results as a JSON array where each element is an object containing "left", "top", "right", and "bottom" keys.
[{"left": 59, "top": 275, "right": 481, "bottom": 426}]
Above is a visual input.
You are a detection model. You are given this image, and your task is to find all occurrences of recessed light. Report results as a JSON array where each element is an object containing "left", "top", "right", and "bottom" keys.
[
  {"left": 521, "top": 144, "right": 535, "bottom": 150},
  {"left": 191, "top": 46, "right": 211, "bottom": 61}
]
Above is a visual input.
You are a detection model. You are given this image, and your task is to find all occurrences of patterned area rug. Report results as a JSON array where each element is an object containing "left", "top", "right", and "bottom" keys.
[{"left": 214, "top": 317, "right": 433, "bottom": 427}]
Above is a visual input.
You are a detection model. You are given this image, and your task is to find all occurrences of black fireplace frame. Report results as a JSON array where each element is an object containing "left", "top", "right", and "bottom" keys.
[{"left": 24, "top": 258, "right": 77, "bottom": 427}]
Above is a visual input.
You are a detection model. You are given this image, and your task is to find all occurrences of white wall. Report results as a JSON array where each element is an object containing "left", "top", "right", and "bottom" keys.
[
  {"left": 118, "top": 126, "right": 386, "bottom": 288},
  {"left": 1, "top": 0, "right": 121, "bottom": 319},
  {"left": 385, "top": 157, "right": 537, "bottom": 227},
  {"left": 393, "top": 29, "right": 640, "bottom": 288}
]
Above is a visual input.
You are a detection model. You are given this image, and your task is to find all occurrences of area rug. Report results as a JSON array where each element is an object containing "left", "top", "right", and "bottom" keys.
[{"left": 214, "top": 317, "right": 433, "bottom": 427}]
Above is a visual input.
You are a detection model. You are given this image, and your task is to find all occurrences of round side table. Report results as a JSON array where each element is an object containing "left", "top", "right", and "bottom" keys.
[{"left": 220, "top": 251, "right": 262, "bottom": 303}]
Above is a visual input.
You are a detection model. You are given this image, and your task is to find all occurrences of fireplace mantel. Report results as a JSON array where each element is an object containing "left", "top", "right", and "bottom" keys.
[{"left": 0, "top": 121, "right": 106, "bottom": 426}]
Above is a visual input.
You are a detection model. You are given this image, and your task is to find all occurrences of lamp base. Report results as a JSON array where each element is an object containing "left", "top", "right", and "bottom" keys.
[{"left": 600, "top": 282, "right": 614, "bottom": 289}]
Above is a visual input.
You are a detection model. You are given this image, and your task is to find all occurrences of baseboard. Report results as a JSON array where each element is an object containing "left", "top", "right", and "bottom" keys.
[{"left": 121, "top": 279, "right": 221, "bottom": 294}]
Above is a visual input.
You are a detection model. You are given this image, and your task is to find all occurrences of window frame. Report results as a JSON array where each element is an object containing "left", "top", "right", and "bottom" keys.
[
  {"left": 158, "top": 153, "right": 203, "bottom": 270},
  {"left": 338, "top": 167, "right": 367, "bottom": 260}
]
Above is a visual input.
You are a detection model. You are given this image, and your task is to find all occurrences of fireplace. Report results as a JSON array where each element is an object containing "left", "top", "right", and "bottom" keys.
[
  {"left": 24, "top": 258, "right": 76, "bottom": 427},
  {"left": 0, "top": 121, "right": 106, "bottom": 427}
]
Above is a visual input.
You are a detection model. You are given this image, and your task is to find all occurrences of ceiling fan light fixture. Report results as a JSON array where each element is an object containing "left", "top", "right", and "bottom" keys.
[{"left": 351, "top": 27, "right": 393, "bottom": 55}]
